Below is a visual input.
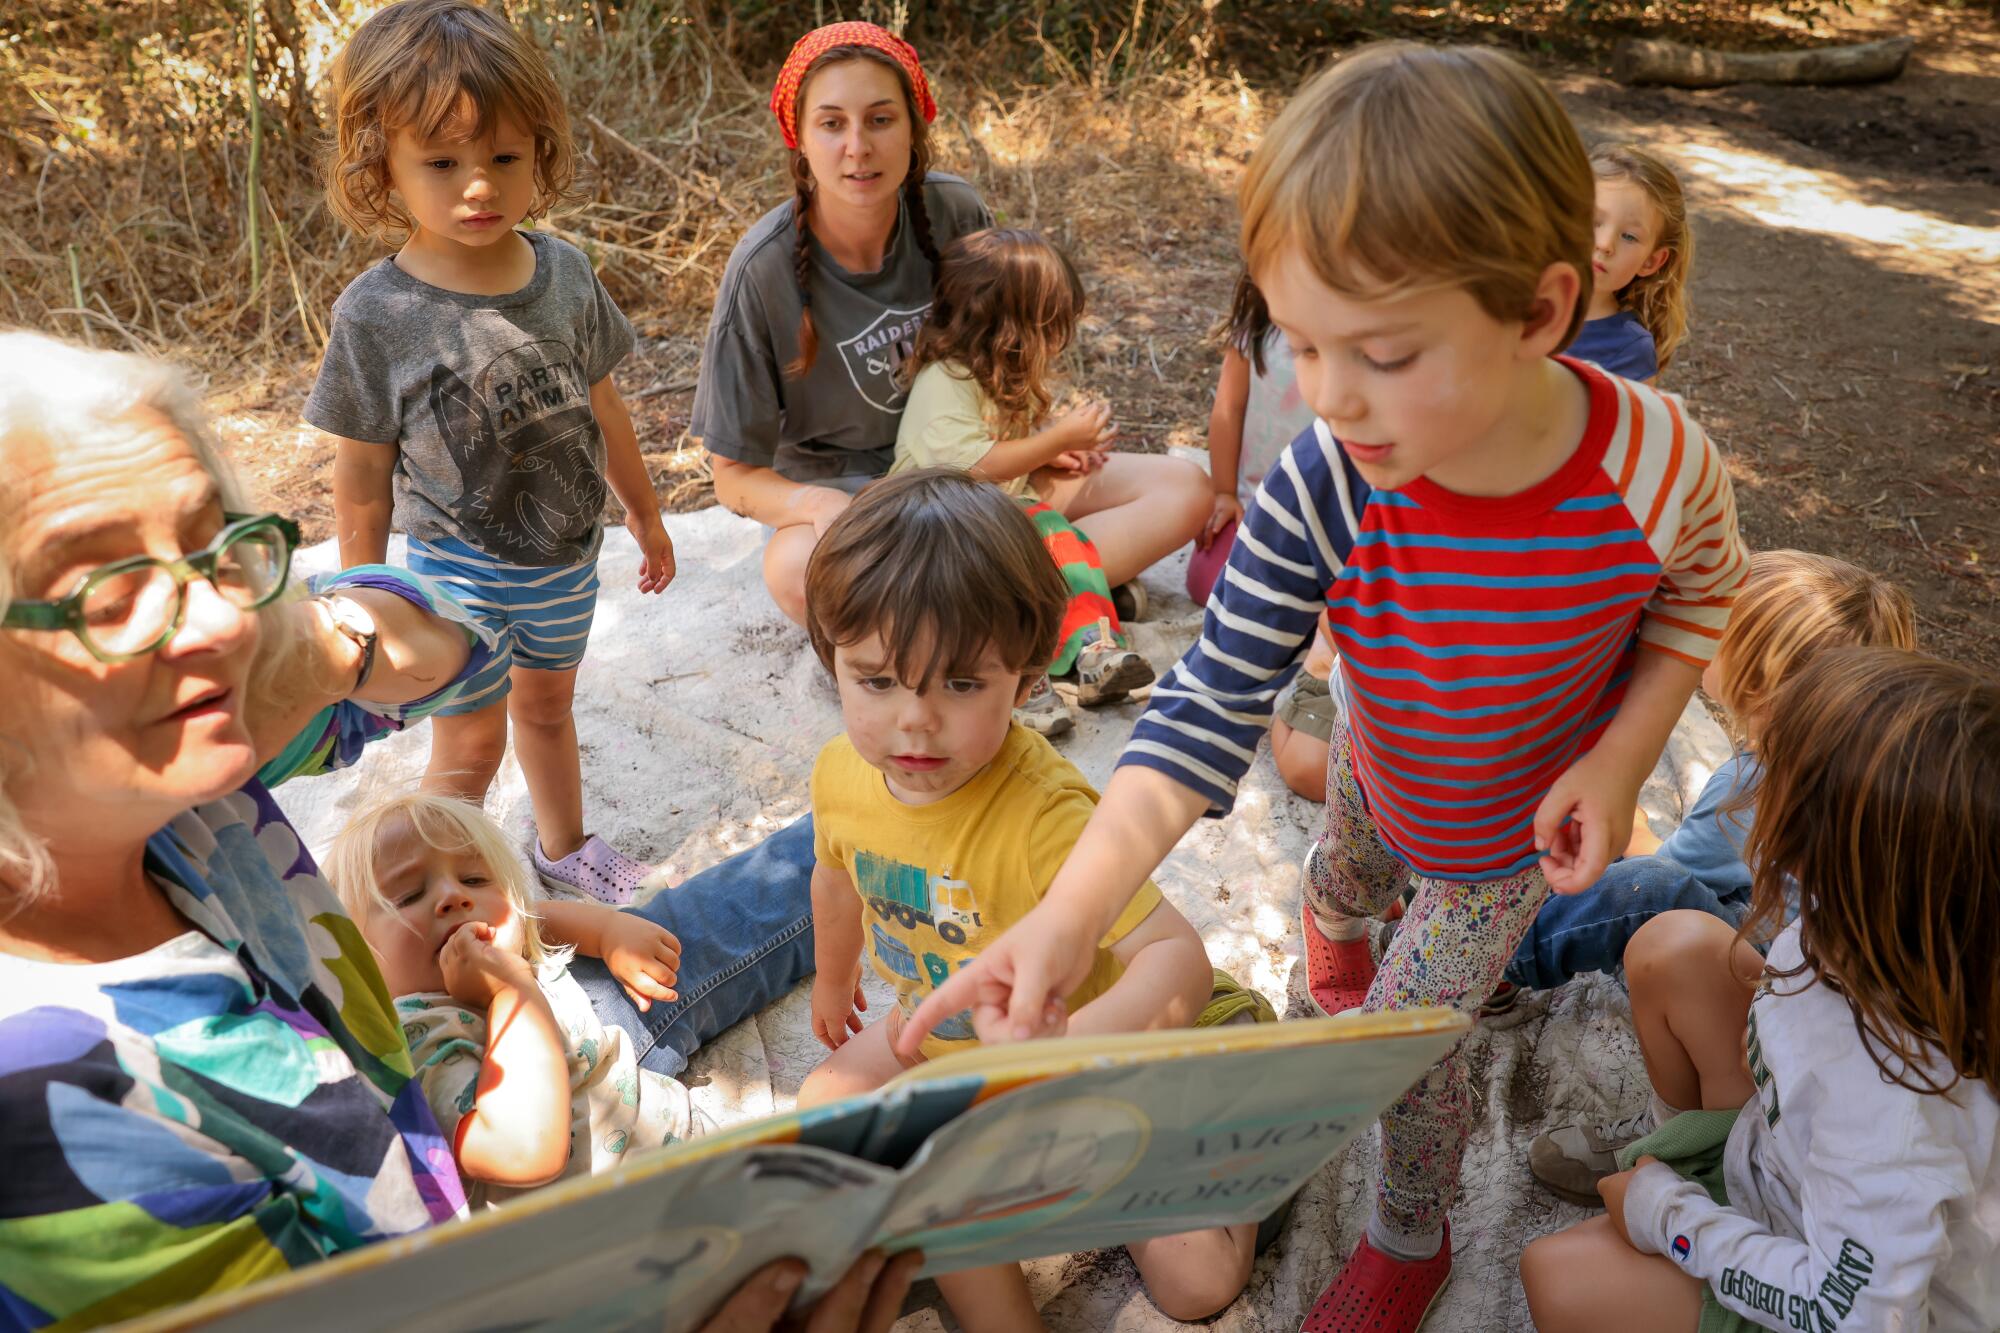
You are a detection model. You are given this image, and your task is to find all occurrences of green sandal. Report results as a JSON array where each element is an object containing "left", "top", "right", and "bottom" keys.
[{"left": 1196, "top": 968, "right": 1278, "bottom": 1028}]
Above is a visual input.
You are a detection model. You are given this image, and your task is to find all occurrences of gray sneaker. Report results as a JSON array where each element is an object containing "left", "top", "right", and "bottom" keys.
[
  {"left": 1528, "top": 1108, "right": 1654, "bottom": 1206},
  {"left": 1014, "top": 674, "right": 1074, "bottom": 738},
  {"left": 1069, "top": 636, "right": 1154, "bottom": 706}
]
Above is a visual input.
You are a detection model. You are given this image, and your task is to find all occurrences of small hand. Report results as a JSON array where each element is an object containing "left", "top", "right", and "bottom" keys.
[
  {"left": 1197, "top": 493, "right": 1243, "bottom": 548},
  {"left": 439, "top": 921, "right": 533, "bottom": 1009},
  {"left": 1597, "top": 1156, "right": 1658, "bottom": 1248},
  {"left": 1047, "top": 448, "right": 1108, "bottom": 476},
  {"left": 601, "top": 913, "right": 681, "bottom": 1012},
  {"left": 1534, "top": 749, "right": 1641, "bottom": 894},
  {"left": 974, "top": 998, "right": 1068, "bottom": 1046},
  {"left": 689, "top": 1249, "right": 922, "bottom": 1333},
  {"left": 1055, "top": 401, "right": 1118, "bottom": 451},
  {"left": 898, "top": 898, "right": 1096, "bottom": 1057},
  {"left": 811, "top": 969, "right": 867, "bottom": 1050},
  {"left": 630, "top": 517, "right": 677, "bottom": 595}
]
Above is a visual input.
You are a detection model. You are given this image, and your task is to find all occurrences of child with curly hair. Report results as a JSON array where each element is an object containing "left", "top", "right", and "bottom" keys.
[
  {"left": 311, "top": 0, "right": 673, "bottom": 904},
  {"left": 892, "top": 227, "right": 1208, "bottom": 734}
]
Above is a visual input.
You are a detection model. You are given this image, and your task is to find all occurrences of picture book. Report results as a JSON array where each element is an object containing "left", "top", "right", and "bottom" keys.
[{"left": 132, "top": 1008, "right": 1469, "bottom": 1333}]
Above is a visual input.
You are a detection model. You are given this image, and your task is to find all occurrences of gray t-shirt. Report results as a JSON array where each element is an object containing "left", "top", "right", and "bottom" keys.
[
  {"left": 305, "top": 231, "right": 635, "bottom": 567},
  {"left": 689, "top": 172, "right": 992, "bottom": 483}
]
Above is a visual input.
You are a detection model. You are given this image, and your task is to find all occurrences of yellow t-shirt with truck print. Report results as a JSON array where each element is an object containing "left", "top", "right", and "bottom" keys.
[{"left": 811, "top": 723, "right": 1166, "bottom": 1060}]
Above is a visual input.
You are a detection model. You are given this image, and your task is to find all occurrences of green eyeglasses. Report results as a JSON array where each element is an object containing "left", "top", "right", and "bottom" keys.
[{"left": 3, "top": 512, "right": 300, "bottom": 663}]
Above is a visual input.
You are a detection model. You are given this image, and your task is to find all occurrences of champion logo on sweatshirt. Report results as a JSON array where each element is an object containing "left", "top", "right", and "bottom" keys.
[{"left": 1671, "top": 1234, "right": 1691, "bottom": 1263}]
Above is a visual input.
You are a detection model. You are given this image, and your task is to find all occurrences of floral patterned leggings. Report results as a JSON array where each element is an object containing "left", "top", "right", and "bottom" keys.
[{"left": 1304, "top": 718, "right": 1551, "bottom": 1237}]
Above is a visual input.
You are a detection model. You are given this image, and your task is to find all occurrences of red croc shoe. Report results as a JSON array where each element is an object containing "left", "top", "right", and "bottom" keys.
[
  {"left": 1301, "top": 901, "right": 1376, "bottom": 1016},
  {"left": 1300, "top": 1225, "right": 1452, "bottom": 1333}
]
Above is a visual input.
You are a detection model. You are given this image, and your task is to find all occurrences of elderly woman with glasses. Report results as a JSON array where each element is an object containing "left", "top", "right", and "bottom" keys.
[{"left": 0, "top": 332, "right": 895, "bottom": 1333}]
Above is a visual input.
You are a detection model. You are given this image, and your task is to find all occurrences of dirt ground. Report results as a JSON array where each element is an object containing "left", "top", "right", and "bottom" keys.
[{"left": 211, "top": 0, "right": 2000, "bottom": 671}]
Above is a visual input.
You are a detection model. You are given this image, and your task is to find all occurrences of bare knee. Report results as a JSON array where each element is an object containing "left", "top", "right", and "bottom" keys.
[
  {"left": 1625, "top": 909, "right": 1735, "bottom": 991},
  {"left": 1272, "top": 721, "right": 1329, "bottom": 802},
  {"left": 796, "top": 1062, "right": 843, "bottom": 1110},
  {"left": 427, "top": 704, "right": 508, "bottom": 797},
  {"left": 1135, "top": 1229, "right": 1254, "bottom": 1322},
  {"left": 507, "top": 673, "right": 577, "bottom": 731},
  {"left": 762, "top": 528, "right": 814, "bottom": 628},
  {"left": 1162, "top": 457, "right": 1214, "bottom": 538},
  {"left": 1520, "top": 1233, "right": 1585, "bottom": 1332},
  {"left": 1148, "top": 1268, "right": 1249, "bottom": 1323}
]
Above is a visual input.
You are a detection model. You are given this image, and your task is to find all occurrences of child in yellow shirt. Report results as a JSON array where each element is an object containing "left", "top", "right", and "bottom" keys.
[{"left": 795, "top": 468, "right": 1260, "bottom": 1331}]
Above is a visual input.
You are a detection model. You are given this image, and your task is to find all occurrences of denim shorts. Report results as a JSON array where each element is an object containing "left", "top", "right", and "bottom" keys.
[{"left": 406, "top": 534, "right": 601, "bottom": 715}]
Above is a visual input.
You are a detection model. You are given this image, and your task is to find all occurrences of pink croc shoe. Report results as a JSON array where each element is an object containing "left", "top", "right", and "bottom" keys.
[
  {"left": 533, "top": 833, "right": 652, "bottom": 906},
  {"left": 1302, "top": 901, "right": 1376, "bottom": 1017},
  {"left": 1301, "top": 1225, "right": 1452, "bottom": 1333}
]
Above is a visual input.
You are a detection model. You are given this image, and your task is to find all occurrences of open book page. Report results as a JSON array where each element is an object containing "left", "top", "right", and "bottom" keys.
[
  {"left": 126, "top": 1139, "right": 900, "bottom": 1333},
  {"left": 126, "top": 1010, "right": 1466, "bottom": 1333},
  {"left": 872, "top": 1011, "right": 1467, "bottom": 1274}
]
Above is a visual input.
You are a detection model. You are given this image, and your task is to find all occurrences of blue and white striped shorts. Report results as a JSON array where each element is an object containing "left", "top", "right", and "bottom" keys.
[{"left": 406, "top": 534, "right": 600, "bottom": 716}]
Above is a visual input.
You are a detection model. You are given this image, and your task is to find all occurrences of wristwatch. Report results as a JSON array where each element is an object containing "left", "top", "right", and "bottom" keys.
[{"left": 319, "top": 594, "right": 379, "bottom": 693}]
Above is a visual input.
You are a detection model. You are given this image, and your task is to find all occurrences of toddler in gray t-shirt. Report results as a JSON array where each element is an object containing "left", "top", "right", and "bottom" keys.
[
  {"left": 308, "top": 231, "right": 633, "bottom": 568},
  {"left": 311, "top": 0, "right": 674, "bottom": 905}
]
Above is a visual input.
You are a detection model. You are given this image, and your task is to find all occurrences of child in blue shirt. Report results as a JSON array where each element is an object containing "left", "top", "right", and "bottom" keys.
[
  {"left": 1504, "top": 551, "right": 1913, "bottom": 998},
  {"left": 1572, "top": 144, "right": 1692, "bottom": 383},
  {"left": 1520, "top": 551, "right": 1917, "bottom": 1205}
]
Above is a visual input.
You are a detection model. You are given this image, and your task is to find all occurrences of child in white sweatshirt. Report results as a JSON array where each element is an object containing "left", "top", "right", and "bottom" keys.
[{"left": 1520, "top": 645, "right": 2000, "bottom": 1333}]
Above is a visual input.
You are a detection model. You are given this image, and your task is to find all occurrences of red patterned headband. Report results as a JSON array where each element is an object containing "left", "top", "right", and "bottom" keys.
[{"left": 769, "top": 22, "right": 937, "bottom": 151}]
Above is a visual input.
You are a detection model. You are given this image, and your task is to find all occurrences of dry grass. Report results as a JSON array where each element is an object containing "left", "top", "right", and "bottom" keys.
[{"left": 0, "top": 0, "right": 1289, "bottom": 527}]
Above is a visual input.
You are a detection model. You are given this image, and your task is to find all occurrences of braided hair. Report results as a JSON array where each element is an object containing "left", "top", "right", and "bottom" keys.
[{"left": 783, "top": 44, "right": 940, "bottom": 379}]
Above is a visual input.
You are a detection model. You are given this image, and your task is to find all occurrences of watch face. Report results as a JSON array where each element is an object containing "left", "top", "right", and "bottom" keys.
[{"left": 329, "top": 596, "right": 377, "bottom": 636}]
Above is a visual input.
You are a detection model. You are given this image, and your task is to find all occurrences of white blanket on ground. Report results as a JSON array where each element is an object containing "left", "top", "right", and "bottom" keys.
[{"left": 278, "top": 489, "right": 1734, "bottom": 1332}]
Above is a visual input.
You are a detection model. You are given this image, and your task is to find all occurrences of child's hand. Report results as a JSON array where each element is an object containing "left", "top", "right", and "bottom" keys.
[
  {"left": 1597, "top": 1166, "right": 1637, "bottom": 1244},
  {"left": 629, "top": 515, "right": 676, "bottom": 595},
  {"left": 812, "top": 964, "right": 867, "bottom": 1050},
  {"left": 439, "top": 922, "right": 534, "bottom": 1009},
  {"left": 973, "top": 998, "right": 1068, "bottom": 1046},
  {"left": 1055, "top": 401, "right": 1118, "bottom": 451},
  {"left": 1198, "top": 493, "right": 1244, "bottom": 548},
  {"left": 1047, "top": 449, "right": 1109, "bottom": 476},
  {"left": 599, "top": 913, "right": 681, "bottom": 1012},
  {"left": 899, "top": 897, "right": 1097, "bottom": 1056},
  {"left": 1535, "top": 749, "right": 1642, "bottom": 894}
]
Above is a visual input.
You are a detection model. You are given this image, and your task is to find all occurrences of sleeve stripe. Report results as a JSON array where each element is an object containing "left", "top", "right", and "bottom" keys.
[{"left": 1641, "top": 393, "right": 1689, "bottom": 541}]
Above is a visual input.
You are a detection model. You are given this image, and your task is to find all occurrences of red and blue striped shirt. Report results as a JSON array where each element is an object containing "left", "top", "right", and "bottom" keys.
[{"left": 1123, "top": 359, "right": 1748, "bottom": 880}]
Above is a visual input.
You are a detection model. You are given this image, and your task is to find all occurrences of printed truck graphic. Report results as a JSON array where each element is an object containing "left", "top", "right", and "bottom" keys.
[
  {"left": 870, "top": 923, "right": 921, "bottom": 982},
  {"left": 856, "top": 852, "right": 983, "bottom": 945}
]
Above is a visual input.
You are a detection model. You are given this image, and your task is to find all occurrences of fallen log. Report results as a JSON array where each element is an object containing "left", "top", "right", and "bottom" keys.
[{"left": 1612, "top": 35, "right": 1915, "bottom": 88}]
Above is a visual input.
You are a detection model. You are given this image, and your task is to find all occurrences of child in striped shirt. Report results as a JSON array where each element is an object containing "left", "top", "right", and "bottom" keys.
[{"left": 902, "top": 42, "right": 1748, "bottom": 1332}]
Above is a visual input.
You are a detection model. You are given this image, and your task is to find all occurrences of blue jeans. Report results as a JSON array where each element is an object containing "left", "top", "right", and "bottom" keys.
[
  {"left": 1503, "top": 855, "right": 1750, "bottom": 991},
  {"left": 573, "top": 814, "right": 816, "bottom": 1077}
]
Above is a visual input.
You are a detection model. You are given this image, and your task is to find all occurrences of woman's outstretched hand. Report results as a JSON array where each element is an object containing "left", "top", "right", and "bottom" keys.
[{"left": 692, "top": 1250, "right": 921, "bottom": 1333}]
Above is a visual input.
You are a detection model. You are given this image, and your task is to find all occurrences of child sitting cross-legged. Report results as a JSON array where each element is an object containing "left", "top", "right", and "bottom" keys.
[
  {"left": 325, "top": 792, "right": 698, "bottom": 1207},
  {"left": 1520, "top": 647, "right": 2000, "bottom": 1332},
  {"left": 891, "top": 227, "right": 1212, "bottom": 739},
  {"left": 795, "top": 469, "right": 1267, "bottom": 1330},
  {"left": 1492, "top": 550, "right": 1917, "bottom": 1035}
]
